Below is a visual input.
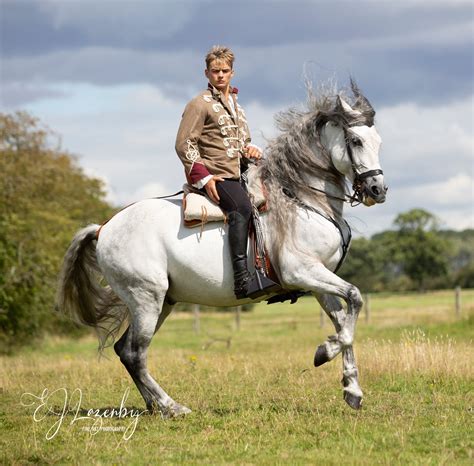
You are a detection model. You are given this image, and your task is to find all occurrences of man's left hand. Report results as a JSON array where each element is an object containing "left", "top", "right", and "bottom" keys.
[{"left": 244, "top": 145, "right": 262, "bottom": 160}]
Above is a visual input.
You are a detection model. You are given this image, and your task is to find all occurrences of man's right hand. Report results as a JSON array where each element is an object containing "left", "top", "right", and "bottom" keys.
[{"left": 204, "top": 176, "right": 224, "bottom": 203}]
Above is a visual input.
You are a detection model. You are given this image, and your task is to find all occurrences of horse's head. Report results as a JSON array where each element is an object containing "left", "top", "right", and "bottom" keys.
[{"left": 320, "top": 82, "right": 387, "bottom": 206}]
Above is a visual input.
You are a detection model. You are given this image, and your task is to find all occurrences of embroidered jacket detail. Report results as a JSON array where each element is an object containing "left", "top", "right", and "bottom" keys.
[
  {"left": 220, "top": 124, "right": 238, "bottom": 136},
  {"left": 185, "top": 139, "right": 200, "bottom": 170},
  {"left": 218, "top": 114, "right": 233, "bottom": 125}
]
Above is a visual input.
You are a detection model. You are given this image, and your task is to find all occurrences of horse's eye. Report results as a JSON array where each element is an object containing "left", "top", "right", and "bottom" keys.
[{"left": 351, "top": 137, "right": 362, "bottom": 147}]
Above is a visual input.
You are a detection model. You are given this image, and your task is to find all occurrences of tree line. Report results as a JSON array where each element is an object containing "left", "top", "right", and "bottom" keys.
[
  {"left": 339, "top": 210, "right": 473, "bottom": 293},
  {"left": 0, "top": 112, "right": 472, "bottom": 352}
]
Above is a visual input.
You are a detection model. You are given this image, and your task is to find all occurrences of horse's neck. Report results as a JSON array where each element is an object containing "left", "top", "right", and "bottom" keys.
[
  {"left": 303, "top": 173, "right": 345, "bottom": 199},
  {"left": 246, "top": 163, "right": 345, "bottom": 220},
  {"left": 300, "top": 174, "right": 345, "bottom": 219}
]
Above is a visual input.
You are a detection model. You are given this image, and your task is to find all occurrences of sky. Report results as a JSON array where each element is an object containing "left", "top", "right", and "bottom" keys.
[{"left": 1, "top": 0, "right": 473, "bottom": 236}]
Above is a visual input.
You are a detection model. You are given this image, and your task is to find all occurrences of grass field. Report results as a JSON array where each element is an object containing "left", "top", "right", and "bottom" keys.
[{"left": 1, "top": 289, "right": 473, "bottom": 465}]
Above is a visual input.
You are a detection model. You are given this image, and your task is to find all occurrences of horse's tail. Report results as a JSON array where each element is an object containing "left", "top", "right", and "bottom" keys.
[{"left": 55, "top": 224, "right": 128, "bottom": 351}]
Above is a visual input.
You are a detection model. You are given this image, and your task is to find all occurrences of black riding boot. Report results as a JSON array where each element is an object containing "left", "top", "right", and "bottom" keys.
[
  {"left": 227, "top": 211, "right": 252, "bottom": 299},
  {"left": 228, "top": 211, "right": 281, "bottom": 299}
]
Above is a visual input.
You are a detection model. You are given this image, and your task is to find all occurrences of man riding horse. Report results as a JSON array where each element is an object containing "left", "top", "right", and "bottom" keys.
[{"left": 175, "top": 45, "right": 275, "bottom": 299}]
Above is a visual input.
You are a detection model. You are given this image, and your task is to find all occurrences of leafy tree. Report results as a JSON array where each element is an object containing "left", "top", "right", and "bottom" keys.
[
  {"left": 392, "top": 209, "right": 450, "bottom": 291},
  {"left": 0, "top": 112, "right": 113, "bottom": 353},
  {"left": 339, "top": 237, "right": 385, "bottom": 292},
  {"left": 439, "top": 229, "right": 474, "bottom": 286}
]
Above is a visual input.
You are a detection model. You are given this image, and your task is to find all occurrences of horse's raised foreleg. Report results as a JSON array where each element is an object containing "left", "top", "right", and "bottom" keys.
[
  {"left": 315, "top": 293, "right": 363, "bottom": 409},
  {"left": 281, "top": 263, "right": 363, "bottom": 408},
  {"left": 282, "top": 262, "right": 363, "bottom": 348},
  {"left": 114, "top": 295, "right": 191, "bottom": 418},
  {"left": 313, "top": 293, "right": 346, "bottom": 364}
]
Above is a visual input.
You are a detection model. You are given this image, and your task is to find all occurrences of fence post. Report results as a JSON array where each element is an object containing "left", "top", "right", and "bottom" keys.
[
  {"left": 319, "top": 306, "right": 324, "bottom": 328},
  {"left": 193, "top": 303, "right": 200, "bottom": 334},
  {"left": 235, "top": 306, "right": 241, "bottom": 331},
  {"left": 455, "top": 286, "right": 461, "bottom": 318},
  {"left": 365, "top": 293, "right": 371, "bottom": 324}
]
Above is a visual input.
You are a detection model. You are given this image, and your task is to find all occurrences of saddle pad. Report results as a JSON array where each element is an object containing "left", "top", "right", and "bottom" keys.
[
  {"left": 183, "top": 192, "right": 226, "bottom": 227},
  {"left": 182, "top": 177, "right": 268, "bottom": 228}
]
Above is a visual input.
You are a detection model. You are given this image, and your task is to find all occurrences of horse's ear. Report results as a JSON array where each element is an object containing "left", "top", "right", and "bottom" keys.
[
  {"left": 350, "top": 79, "right": 376, "bottom": 124},
  {"left": 336, "top": 95, "right": 362, "bottom": 118}
]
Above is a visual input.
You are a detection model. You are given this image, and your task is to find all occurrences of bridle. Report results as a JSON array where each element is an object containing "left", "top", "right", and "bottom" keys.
[
  {"left": 296, "top": 122, "right": 383, "bottom": 206},
  {"left": 343, "top": 126, "right": 383, "bottom": 205}
]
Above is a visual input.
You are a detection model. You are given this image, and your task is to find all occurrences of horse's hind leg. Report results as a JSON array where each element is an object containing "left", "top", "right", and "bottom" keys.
[
  {"left": 315, "top": 293, "right": 363, "bottom": 409},
  {"left": 114, "top": 293, "right": 190, "bottom": 418}
]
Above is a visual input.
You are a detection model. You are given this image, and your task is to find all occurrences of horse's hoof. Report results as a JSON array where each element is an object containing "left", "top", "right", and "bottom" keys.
[
  {"left": 343, "top": 391, "right": 363, "bottom": 410},
  {"left": 162, "top": 403, "right": 192, "bottom": 419},
  {"left": 314, "top": 344, "right": 330, "bottom": 367}
]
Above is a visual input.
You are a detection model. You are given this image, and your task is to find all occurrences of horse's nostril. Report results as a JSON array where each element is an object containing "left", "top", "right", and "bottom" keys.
[{"left": 371, "top": 186, "right": 380, "bottom": 196}]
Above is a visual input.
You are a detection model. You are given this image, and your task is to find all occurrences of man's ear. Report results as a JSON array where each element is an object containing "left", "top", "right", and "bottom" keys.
[{"left": 205, "top": 68, "right": 210, "bottom": 79}]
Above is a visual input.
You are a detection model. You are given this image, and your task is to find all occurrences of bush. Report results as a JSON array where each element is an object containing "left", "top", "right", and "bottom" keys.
[{"left": 0, "top": 112, "right": 113, "bottom": 353}]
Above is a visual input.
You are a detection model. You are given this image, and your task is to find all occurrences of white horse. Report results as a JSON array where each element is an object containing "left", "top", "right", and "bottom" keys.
[{"left": 57, "top": 81, "right": 387, "bottom": 417}]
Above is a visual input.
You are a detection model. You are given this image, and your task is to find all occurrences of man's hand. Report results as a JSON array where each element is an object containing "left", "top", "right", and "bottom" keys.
[
  {"left": 204, "top": 175, "right": 224, "bottom": 203},
  {"left": 244, "top": 145, "right": 263, "bottom": 160}
]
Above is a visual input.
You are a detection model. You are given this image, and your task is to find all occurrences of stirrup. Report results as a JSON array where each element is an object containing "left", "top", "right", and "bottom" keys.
[{"left": 242, "top": 269, "right": 281, "bottom": 300}]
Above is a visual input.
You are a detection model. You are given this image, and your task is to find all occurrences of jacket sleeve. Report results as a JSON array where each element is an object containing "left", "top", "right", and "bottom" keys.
[{"left": 175, "top": 98, "right": 211, "bottom": 184}]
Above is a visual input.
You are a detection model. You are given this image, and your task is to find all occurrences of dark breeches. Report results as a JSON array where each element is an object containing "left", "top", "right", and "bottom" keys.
[{"left": 215, "top": 179, "right": 252, "bottom": 220}]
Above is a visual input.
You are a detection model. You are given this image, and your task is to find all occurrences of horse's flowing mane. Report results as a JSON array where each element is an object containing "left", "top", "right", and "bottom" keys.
[{"left": 257, "top": 79, "right": 375, "bottom": 263}]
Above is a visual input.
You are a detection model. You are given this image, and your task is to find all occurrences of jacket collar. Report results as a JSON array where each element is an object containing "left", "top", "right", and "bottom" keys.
[{"left": 207, "top": 83, "right": 238, "bottom": 100}]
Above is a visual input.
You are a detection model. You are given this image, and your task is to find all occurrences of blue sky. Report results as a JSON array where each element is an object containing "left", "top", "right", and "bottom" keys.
[{"left": 1, "top": 0, "right": 473, "bottom": 235}]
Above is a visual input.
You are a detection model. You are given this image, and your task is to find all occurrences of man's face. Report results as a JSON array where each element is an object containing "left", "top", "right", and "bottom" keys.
[{"left": 205, "top": 59, "right": 234, "bottom": 92}]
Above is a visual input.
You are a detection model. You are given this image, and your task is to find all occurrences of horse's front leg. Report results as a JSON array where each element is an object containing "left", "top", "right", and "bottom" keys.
[
  {"left": 315, "top": 293, "right": 363, "bottom": 409},
  {"left": 280, "top": 262, "right": 363, "bottom": 408},
  {"left": 313, "top": 293, "right": 345, "bottom": 364}
]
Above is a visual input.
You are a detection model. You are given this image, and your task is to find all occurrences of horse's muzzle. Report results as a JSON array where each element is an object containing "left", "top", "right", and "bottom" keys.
[{"left": 363, "top": 176, "right": 388, "bottom": 205}]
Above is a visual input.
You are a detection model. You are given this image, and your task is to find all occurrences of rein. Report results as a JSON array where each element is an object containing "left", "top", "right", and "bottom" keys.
[{"left": 307, "top": 185, "right": 360, "bottom": 206}]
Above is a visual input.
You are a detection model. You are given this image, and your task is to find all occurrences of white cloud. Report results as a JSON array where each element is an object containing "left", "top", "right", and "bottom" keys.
[
  {"left": 20, "top": 83, "right": 190, "bottom": 206},
  {"left": 404, "top": 173, "right": 473, "bottom": 208},
  {"left": 376, "top": 96, "right": 473, "bottom": 185},
  {"left": 124, "top": 182, "right": 172, "bottom": 204}
]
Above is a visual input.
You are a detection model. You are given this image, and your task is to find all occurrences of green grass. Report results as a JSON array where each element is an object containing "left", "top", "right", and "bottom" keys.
[{"left": 1, "top": 290, "right": 473, "bottom": 465}]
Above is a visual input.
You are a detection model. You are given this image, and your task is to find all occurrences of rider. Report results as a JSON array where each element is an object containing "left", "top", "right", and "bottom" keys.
[{"left": 175, "top": 45, "right": 275, "bottom": 299}]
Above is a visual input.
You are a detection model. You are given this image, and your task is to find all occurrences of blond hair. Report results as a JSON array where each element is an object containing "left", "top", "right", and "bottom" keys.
[{"left": 205, "top": 45, "right": 235, "bottom": 69}]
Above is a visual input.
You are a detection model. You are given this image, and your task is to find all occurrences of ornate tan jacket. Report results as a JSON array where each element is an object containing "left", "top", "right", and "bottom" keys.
[{"left": 175, "top": 84, "right": 252, "bottom": 184}]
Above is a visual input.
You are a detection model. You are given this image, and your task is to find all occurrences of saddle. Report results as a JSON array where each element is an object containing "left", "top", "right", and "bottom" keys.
[{"left": 182, "top": 178, "right": 267, "bottom": 228}]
